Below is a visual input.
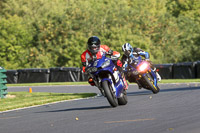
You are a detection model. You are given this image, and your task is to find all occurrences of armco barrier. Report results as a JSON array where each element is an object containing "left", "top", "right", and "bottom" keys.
[
  {"left": 0, "top": 67, "right": 7, "bottom": 98},
  {"left": 6, "top": 70, "right": 18, "bottom": 84},
  {"left": 80, "top": 70, "right": 88, "bottom": 81},
  {"left": 195, "top": 61, "right": 200, "bottom": 78},
  {"left": 4, "top": 61, "right": 200, "bottom": 84},
  {"left": 17, "top": 69, "right": 50, "bottom": 83},
  {"left": 155, "top": 64, "right": 173, "bottom": 79},
  {"left": 173, "top": 62, "right": 196, "bottom": 79},
  {"left": 49, "top": 67, "right": 81, "bottom": 82}
]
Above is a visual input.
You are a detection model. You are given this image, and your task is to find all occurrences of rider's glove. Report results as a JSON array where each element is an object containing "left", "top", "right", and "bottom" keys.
[
  {"left": 106, "top": 50, "right": 113, "bottom": 55},
  {"left": 84, "top": 67, "right": 89, "bottom": 74},
  {"left": 145, "top": 58, "right": 150, "bottom": 61}
]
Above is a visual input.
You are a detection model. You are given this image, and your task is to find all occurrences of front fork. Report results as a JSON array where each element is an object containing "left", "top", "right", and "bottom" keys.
[
  {"left": 100, "top": 75, "right": 116, "bottom": 96},
  {"left": 88, "top": 74, "right": 104, "bottom": 95},
  {"left": 90, "top": 72, "right": 125, "bottom": 98},
  {"left": 137, "top": 70, "right": 157, "bottom": 87},
  {"left": 149, "top": 70, "right": 157, "bottom": 87}
]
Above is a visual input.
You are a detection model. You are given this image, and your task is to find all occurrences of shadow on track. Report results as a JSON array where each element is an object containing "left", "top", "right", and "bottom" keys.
[
  {"left": 127, "top": 91, "right": 152, "bottom": 96},
  {"left": 160, "top": 86, "right": 200, "bottom": 93},
  {"left": 37, "top": 105, "right": 111, "bottom": 113},
  {"left": 37, "top": 86, "right": 200, "bottom": 113},
  {"left": 127, "top": 86, "right": 200, "bottom": 96}
]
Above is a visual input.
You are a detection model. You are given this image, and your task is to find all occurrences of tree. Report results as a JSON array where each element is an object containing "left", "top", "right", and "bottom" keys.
[
  {"left": 0, "top": 0, "right": 200, "bottom": 69},
  {"left": 0, "top": 15, "right": 33, "bottom": 69}
]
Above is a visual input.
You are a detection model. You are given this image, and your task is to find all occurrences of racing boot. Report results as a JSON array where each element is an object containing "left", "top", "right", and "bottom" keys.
[
  {"left": 123, "top": 75, "right": 129, "bottom": 90},
  {"left": 136, "top": 80, "right": 142, "bottom": 89},
  {"left": 118, "top": 70, "right": 129, "bottom": 90},
  {"left": 152, "top": 68, "right": 161, "bottom": 82},
  {"left": 156, "top": 72, "right": 161, "bottom": 82}
]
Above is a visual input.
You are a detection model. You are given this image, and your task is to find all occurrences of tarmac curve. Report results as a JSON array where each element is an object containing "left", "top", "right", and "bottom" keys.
[{"left": 0, "top": 83, "right": 200, "bottom": 133}]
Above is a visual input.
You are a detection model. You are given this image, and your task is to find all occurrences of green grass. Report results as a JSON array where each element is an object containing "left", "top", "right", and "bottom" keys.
[
  {"left": 0, "top": 92, "right": 96, "bottom": 112},
  {"left": 128, "top": 79, "right": 200, "bottom": 84},
  {"left": 159, "top": 79, "right": 200, "bottom": 83},
  {"left": 6, "top": 79, "right": 200, "bottom": 87},
  {"left": 6, "top": 82, "right": 89, "bottom": 86}
]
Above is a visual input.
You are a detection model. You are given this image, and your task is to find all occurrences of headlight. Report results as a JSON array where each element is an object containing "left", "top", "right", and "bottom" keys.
[
  {"left": 138, "top": 62, "right": 149, "bottom": 72},
  {"left": 93, "top": 60, "right": 98, "bottom": 66},
  {"left": 86, "top": 67, "right": 98, "bottom": 73},
  {"left": 101, "top": 60, "right": 110, "bottom": 68}
]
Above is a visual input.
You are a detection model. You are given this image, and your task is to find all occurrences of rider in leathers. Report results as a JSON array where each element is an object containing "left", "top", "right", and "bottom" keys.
[
  {"left": 121, "top": 43, "right": 161, "bottom": 88},
  {"left": 81, "top": 36, "right": 126, "bottom": 87}
]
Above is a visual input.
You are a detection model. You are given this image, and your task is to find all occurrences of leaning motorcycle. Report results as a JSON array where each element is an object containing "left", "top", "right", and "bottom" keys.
[
  {"left": 125, "top": 56, "right": 160, "bottom": 94},
  {"left": 85, "top": 53, "right": 128, "bottom": 107}
]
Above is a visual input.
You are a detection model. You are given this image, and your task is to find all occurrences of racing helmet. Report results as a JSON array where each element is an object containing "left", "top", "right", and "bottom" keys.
[
  {"left": 122, "top": 43, "right": 133, "bottom": 57},
  {"left": 87, "top": 36, "right": 101, "bottom": 54}
]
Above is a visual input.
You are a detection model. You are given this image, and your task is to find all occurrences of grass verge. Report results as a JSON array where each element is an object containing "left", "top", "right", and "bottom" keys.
[
  {"left": 0, "top": 92, "right": 96, "bottom": 112},
  {"left": 7, "top": 82, "right": 89, "bottom": 86},
  {"left": 159, "top": 79, "right": 200, "bottom": 83}
]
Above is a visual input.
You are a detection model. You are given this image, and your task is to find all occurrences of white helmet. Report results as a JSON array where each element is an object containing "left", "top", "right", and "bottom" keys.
[{"left": 122, "top": 43, "right": 133, "bottom": 57}]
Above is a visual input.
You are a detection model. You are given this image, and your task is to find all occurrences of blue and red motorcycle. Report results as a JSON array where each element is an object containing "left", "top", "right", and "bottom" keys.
[
  {"left": 85, "top": 53, "right": 128, "bottom": 107},
  {"left": 125, "top": 56, "right": 160, "bottom": 94}
]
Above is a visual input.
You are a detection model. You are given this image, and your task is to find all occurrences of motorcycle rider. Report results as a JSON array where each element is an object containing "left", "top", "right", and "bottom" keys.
[
  {"left": 81, "top": 36, "right": 127, "bottom": 87},
  {"left": 121, "top": 43, "right": 161, "bottom": 88}
]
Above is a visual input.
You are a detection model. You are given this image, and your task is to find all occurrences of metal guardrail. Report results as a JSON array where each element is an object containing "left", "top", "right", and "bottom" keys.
[{"left": 4, "top": 61, "right": 200, "bottom": 84}]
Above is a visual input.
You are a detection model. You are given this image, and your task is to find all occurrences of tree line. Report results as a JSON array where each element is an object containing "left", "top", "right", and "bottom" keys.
[{"left": 0, "top": 0, "right": 199, "bottom": 69}]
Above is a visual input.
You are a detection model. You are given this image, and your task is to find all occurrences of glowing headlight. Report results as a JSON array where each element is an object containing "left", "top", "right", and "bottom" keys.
[
  {"left": 101, "top": 60, "right": 110, "bottom": 68},
  {"left": 138, "top": 62, "right": 148, "bottom": 72}
]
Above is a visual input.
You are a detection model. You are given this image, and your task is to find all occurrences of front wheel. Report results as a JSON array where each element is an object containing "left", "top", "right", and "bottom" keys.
[
  {"left": 102, "top": 81, "right": 118, "bottom": 107},
  {"left": 143, "top": 74, "right": 160, "bottom": 94}
]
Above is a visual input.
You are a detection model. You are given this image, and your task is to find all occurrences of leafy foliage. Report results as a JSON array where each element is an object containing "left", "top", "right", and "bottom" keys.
[
  {"left": 0, "top": 15, "right": 33, "bottom": 68},
  {"left": 0, "top": 0, "right": 199, "bottom": 69}
]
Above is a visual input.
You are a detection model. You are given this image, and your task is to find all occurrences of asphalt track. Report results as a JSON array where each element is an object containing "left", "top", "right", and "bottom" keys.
[{"left": 1, "top": 83, "right": 200, "bottom": 133}]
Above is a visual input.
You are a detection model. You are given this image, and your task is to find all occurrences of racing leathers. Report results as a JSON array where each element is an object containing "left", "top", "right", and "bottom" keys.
[
  {"left": 81, "top": 45, "right": 122, "bottom": 72},
  {"left": 121, "top": 47, "right": 161, "bottom": 84},
  {"left": 81, "top": 45, "right": 124, "bottom": 86},
  {"left": 121, "top": 47, "right": 150, "bottom": 70}
]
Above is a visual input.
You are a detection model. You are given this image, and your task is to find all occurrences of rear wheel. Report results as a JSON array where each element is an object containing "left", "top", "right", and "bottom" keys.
[
  {"left": 143, "top": 73, "right": 160, "bottom": 94},
  {"left": 117, "top": 90, "right": 128, "bottom": 105},
  {"left": 102, "top": 81, "right": 118, "bottom": 107}
]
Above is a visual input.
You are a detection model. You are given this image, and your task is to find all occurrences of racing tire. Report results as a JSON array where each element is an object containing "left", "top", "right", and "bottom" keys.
[
  {"left": 117, "top": 90, "right": 128, "bottom": 105},
  {"left": 102, "top": 81, "right": 118, "bottom": 107},
  {"left": 143, "top": 74, "right": 160, "bottom": 94}
]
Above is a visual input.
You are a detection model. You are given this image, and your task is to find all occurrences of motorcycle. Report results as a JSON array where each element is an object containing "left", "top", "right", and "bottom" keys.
[
  {"left": 85, "top": 53, "right": 128, "bottom": 107},
  {"left": 125, "top": 56, "right": 160, "bottom": 94}
]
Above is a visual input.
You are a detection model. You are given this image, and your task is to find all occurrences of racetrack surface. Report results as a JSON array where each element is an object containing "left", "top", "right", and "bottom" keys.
[{"left": 1, "top": 83, "right": 200, "bottom": 133}]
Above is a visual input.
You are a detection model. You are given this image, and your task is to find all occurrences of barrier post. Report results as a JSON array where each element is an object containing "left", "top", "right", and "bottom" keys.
[{"left": 0, "top": 67, "right": 8, "bottom": 98}]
